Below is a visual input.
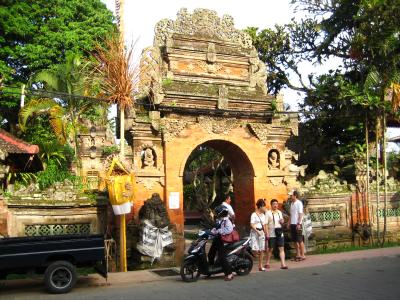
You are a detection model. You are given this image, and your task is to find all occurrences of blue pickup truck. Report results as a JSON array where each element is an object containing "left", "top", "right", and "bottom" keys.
[{"left": 0, "top": 234, "right": 107, "bottom": 294}]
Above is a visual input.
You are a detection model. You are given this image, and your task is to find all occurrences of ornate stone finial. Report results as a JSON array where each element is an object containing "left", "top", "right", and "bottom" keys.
[
  {"left": 154, "top": 8, "right": 253, "bottom": 49},
  {"left": 249, "top": 59, "right": 267, "bottom": 94},
  {"left": 138, "top": 46, "right": 164, "bottom": 103}
]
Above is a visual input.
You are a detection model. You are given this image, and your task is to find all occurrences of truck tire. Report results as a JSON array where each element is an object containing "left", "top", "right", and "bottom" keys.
[{"left": 44, "top": 260, "right": 77, "bottom": 294}]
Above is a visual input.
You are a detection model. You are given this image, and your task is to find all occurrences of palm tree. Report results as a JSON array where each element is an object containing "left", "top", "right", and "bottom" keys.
[{"left": 19, "top": 53, "right": 105, "bottom": 171}]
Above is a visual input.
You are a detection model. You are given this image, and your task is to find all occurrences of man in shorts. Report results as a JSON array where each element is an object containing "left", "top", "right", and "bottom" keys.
[
  {"left": 289, "top": 190, "right": 306, "bottom": 261},
  {"left": 265, "top": 199, "right": 288, "bottom": 269}
]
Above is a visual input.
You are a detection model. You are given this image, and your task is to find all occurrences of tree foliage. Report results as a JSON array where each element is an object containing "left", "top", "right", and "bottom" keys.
[
  {"left": 247, "top": 0, "right": 400, "bottom": 173},
  {"left": 0, "top": 0, "right": 115, "bottom": 129}
]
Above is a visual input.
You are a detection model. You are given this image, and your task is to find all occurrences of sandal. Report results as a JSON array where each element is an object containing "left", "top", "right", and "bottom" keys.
[
  {"left": 259, "top": 267, "right": 266, "bottom": 272},
  {"left": 291, "top": 256, "right": 301, "bottom": 261},
  {"left": 280, "top": 266, "right": 288, "bottom": 269},
  {"left": 225, "top": 274, "right": 234, "bottom": 281},
  {"left": 300, "top": 257, "right": 306, "bottom": 261},
  {"left": 264, "top": 264, "right": 270, "bottom": 269}
]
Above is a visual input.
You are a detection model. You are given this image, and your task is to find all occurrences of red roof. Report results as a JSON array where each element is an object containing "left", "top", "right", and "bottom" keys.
[{"left": 0, "top": 129, "right": 39, "bottom": 154}]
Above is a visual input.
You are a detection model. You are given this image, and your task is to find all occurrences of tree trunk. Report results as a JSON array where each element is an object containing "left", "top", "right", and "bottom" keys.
[
  {"left": 365, "top": 114, "right": 373, "bottom": 243},
  {"left": 375, "top": 116, "right": 380, "bottom": 244},
  {"left": 382, "top": 111, "right": 388, "bottom": 246}
]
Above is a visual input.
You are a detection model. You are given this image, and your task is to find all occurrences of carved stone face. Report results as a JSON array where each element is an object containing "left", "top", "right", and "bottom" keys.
[{"left": 270, "top": 151, "right": 277, "bottom": 160}]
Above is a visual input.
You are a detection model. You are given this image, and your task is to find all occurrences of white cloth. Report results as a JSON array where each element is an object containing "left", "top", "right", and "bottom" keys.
[
  {"left": 290, "top": 200, "right": 304, "bottom": 224},
  {"left": 302, "top": 213, "right": 313, "bottom": 238},
  {"left": 217, "top": 217, "right": 233, "bottom": 235},
  {"left": 222, "top": 202, "right": 235, "bottom": 218},
  {"left": 250, "top": 212, "right": 266, "bottom": 251},
  {"left": 136, "top": 219, "right": 173, "bottom": 263},
  {"left": 266, "top": 210, "right": 283, "bottom": 238}
]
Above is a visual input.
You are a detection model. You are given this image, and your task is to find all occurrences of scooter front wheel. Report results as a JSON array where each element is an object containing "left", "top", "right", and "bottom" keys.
[{"left": 180, "top": 260, "right": 200, "bottom": 282}]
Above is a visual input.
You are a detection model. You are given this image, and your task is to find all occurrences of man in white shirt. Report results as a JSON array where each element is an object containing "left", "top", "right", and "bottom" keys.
[
  {"left": 265, "top": 199, "right": 288, "bottom": 269},
  {"left": 289, "top": 190, "right": 306, "bottom": 261},
  {"left": 222, "top": 194, "right": 235, "bottom": 222}
]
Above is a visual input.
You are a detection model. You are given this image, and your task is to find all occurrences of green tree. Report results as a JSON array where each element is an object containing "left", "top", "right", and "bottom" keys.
[
  {"left": 248, "top": 0, "right": 400, "bottom": 244},
  {"left": 0, "top": 0, "right": 114, "bottom": 130},
  {"left": 19, "top": 53, "right": 107, "bottom": 170}
]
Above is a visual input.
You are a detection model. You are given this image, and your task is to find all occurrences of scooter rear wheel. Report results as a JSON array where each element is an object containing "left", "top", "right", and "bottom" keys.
[{"left": 180, "top": 261, "right": 200, "bottom": 282}]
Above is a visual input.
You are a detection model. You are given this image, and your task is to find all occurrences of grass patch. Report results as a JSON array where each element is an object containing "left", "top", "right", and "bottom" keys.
[{"left": 312, "top": 241, "right": 400, "bottom": 255}]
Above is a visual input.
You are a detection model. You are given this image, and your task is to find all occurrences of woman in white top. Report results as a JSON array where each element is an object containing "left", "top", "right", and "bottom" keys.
[{"left": 250, "top": 198, "right": 268, "bottom": 271}]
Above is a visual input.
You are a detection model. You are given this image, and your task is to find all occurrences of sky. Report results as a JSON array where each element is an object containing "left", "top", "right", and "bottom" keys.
[
  {"left": 103, "top": 0, "right": 304, "bottom": 108},
  {"left": 102, "top": 0, "right": 400, "bottom": 149}
]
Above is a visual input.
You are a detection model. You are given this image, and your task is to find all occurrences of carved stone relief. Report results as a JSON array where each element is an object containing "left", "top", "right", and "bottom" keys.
[
  {"left": 0, "top": 149, "right": 10, "bottom": 180},
  {"left": 138, "top": 46, "right": 164, "bottom": 104},
  {"left": 154, "top": 8, "right": 253, "bottom": 49},
  {"left": 282, "top": 148, "right": 307, "bottom": 177},
  {"left": 249, "top": 49, "right": 267, "bottom": 94},
  {"left": 268, "top": 149, "right": 280, "bottom": 170},
  {"left": 197, "top": 61, "right": 223, "bottom": 74},
  {"left": 136, "top": 176, "right": 165, "bottom": 190},
  {"left": 206, "top": 43, "right": 217, "bottom": 63},
  {"left": 160, "top": 119, "right": 190, "bottom": 142},
  {"left": 248, "top": 123, "right": 271, "bottom": 145},
  {"left": 142, "top": 147, "right": 156, "bottom": 169},
  {"left": 197, "top": 116, "right": 242, "bottom": 135},
  {"left": 218, "top": 85, "right": 229, "bottom": 109},
  {"left": 269, "top": 176, "right": 283, "bottom": 186}
]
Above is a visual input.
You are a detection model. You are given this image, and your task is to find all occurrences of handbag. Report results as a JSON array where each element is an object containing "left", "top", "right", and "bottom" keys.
[{"left": 221, "top": 229, "right": 240, "bottom": 243}]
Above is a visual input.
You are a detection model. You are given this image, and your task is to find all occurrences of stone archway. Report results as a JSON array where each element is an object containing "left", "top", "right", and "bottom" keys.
[
  {"left": 126, "top": 8, "right": 303, "bottom": 237},
  {"left": 181, "top": 139, "right": 255, "bottom": 231}
]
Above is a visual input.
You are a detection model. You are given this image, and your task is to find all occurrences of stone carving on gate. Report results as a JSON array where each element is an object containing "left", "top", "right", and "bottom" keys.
[
  {"left": 247, "top": 123, "right": 271, "bottom": 145},
  {"left": 160, "top": 119, "right": 190, "bottom": 142},
  {"left": 218, "top": 85, "right": 229, "bottom": 109},
  {"left": 197, "top": 116, "right": 242, "bottom": 135},
  {"left": 142, "top": 147, "right": 156, "bottom": 169},
  {"left": 0, "top": 149, "right": 9, "bottom": 180},
  {"left": 268, "top": 149, "right": 280, "bottom": 170},
  {"left": 154, "top": 8, "right": 253, "bottom": 49},
  {"left": 138, "top": 46, "right": 164, "bottom": 104},
  {"left": 136, "top": 176, "right": 165, "bottom": 190},
  {"left": 249, "top": 49, "right": 268, "bottom": 94}
]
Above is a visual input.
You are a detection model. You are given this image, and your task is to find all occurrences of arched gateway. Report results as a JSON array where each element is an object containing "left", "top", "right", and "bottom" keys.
[{"left": 126, "top": 8, "right": 302, "bottom": 233}]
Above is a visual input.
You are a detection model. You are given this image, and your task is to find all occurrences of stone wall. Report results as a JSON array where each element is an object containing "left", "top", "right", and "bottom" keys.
[
  {"left": 0, "top": 181, "right": 108, "bottom": 238},
  {"left": 302, "top": 192, "right": 400, "bottom": 251}
]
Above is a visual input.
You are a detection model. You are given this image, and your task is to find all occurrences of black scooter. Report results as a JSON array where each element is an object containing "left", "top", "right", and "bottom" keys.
[{"left": 180, "top": 230, "right": 253, "bottom": 282}]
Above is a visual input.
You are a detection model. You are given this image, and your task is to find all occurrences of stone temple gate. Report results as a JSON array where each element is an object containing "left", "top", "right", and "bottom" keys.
[{"left": 126, "top": 8, "right": 301, "bottom": 232}]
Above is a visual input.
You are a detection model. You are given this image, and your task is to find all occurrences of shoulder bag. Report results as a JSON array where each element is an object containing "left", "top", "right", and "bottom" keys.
[{"left": 221, "top": 220, "right": 240, "bottom": 243}]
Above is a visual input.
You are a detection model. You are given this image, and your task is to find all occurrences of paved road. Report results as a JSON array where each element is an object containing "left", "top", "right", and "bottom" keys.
[{"left": 1, "top": 255, "right": 399, "bottom": 300}]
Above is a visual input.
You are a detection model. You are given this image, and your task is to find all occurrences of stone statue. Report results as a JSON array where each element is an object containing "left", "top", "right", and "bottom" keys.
[
  {"left": 268, "top": 150, "right": 280, "bottom": 170},
  {"left": 142, "top": 148, "right": 155, "bottom": 169},
  {"left": 249, "top": 50, "right": 268, "bottom": 94},
  {"left": 138, "top": 193, "right": 170, "bottom": 228},
  {"left": 0, "top": 149, "right": 9, "bottom": 180}
]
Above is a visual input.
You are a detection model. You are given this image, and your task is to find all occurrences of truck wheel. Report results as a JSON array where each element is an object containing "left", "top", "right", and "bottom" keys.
[{"left": 44, "top": 261, "right": 77, "bottom": 294}]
